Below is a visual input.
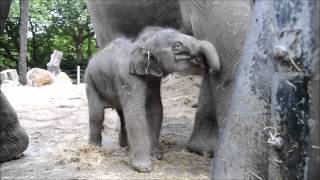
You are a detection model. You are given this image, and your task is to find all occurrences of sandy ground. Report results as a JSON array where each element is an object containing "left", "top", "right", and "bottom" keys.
[{"left": 0, "top": 74, "right": 211, "bottom": 179}]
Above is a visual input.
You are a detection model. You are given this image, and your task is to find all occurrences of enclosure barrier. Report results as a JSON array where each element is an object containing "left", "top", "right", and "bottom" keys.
[
  {"left": 212, "top": 0, "right": 319, "bottom": 179},
  {"left": 63, "top": 67, "right": 85, "bottom": 84}
]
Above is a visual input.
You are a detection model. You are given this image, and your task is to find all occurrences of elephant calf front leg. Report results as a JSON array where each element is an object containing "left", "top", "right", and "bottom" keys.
[{"left": 122, "top": 98, "right": 153, "bottom": 173}]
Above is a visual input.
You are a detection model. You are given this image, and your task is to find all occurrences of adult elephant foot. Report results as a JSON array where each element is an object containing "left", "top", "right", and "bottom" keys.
[
  {"left": 186, "top": 130, "right": 218, "bottom": 158},
  {"left": 130, "top": 152, "right": 153, "bottom": 173},
  {"left": 0, "top": 126, "right": 29, "bottom": 162},
  {"left": 0, "top": 90, "right": 29, "bottom": 163},
  {"left": 186, "top": 75, "right": 219, "bottom": 157}
]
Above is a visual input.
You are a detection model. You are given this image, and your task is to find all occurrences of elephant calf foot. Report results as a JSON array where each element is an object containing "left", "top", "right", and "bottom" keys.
[
  {"left": 88, "top": 137, "right": 101, "bottom": 146},
  {"left": 131, "top": 152, "right": 153, "bottom": 173}
]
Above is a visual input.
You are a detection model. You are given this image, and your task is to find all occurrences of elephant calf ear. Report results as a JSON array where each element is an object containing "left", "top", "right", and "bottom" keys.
[{"left": 129, "top": 47, "right": 163, "bottom": 77}]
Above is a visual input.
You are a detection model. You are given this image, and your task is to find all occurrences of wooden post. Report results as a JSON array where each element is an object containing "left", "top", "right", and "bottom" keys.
[{"left": 77, "top": 66, "right": 80, "bottom": 84}]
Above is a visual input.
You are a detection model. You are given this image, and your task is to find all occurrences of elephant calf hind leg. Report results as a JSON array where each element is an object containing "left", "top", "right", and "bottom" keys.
[
  {"left": 88, "top": 112, "right": 104, "bottom": 146},
  {"left": 146, "top": 83, "right": 163, "bottom": 160},
  {"left": 117, "top": 109, "right": 128, "bottom": 147},
  {"left": 87, "top": 89, "right": 105, "bottom": 146}
]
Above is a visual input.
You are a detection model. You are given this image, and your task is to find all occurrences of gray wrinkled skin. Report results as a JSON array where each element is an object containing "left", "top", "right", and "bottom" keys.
[
  {"left": 0, "top": 89, "right": 29, "bottom": 163},
  {"left": 85, "top": 28, "right": 217, "bottom": 173},
  {"left": 180, "top": 0, "right": 252, "bottom": 156},
  {"left": 0, "top": 0, "right": 28, "bottom": 164},
  {"left": 85, "top": 0, "right": 252, "bottom": 158}
]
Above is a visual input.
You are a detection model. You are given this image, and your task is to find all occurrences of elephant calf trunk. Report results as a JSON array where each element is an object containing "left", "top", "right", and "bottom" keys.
[{"left": 199, "top": 40, "right": 220, "bottom": 73}]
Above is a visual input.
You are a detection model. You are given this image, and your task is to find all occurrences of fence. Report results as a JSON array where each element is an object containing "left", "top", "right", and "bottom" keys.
[{"left": 63, "top": 66, "right": 85, "bottom": 84}]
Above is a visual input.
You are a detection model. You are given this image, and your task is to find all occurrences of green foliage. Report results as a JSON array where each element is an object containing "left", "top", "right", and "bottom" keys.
[{"left": 0, "top": 0, "right": 97, "bottom": 71}]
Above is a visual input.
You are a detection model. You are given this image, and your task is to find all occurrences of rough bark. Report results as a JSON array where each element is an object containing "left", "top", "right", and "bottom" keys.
[
  {"left": 29, "top": 19, "right": 38, "bottom": 66},
  {"left": 18, "top": 0, "right": 28, "bottom": 85},
  {"left": 0, "top": 0, "right": 12, "bottom": 33},
  {"left": 212, "top": 0, "right": 318, "bottom": 179},
  {"left": 307, "top": 0, "right": 320, "bottom": 179}
]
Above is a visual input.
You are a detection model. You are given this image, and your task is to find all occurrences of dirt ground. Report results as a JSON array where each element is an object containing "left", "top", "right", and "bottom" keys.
[{"left": 0, "top": 74, "right": 211, "bottom": 179}]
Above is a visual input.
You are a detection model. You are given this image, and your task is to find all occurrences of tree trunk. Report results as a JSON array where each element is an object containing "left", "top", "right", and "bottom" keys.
[
  {"left": 18, "top": 0, "right": 28, "bottom": 85},
  {"left": 29, "top": 19, "right": 37, "bottom": 67},
  {"left": 87, "top": 31, "right": 92, "bottom": 58},
  {"left": 75, "top": 28, "right": 84, "bottom": 66},
  {"left": 0, "top": 0, "right": 12, "bottom": 33}
]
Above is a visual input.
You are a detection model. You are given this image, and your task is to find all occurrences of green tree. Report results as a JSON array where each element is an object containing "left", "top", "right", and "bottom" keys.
[
  {"left": 0, "top": 0, "right": 19, "bottom": 70},
  {"left": 0, "top": 0, "right": 97, "bottom": 72}
]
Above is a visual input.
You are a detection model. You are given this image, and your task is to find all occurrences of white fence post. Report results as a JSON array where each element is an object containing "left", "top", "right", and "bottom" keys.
[{"left": 77, "top": 66, "right": 80, "bottom": 84}]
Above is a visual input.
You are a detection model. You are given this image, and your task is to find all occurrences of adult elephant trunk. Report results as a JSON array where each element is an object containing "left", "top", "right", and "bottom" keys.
[{"left": 198, "top": 40, "right": 220, "bottom": 73}]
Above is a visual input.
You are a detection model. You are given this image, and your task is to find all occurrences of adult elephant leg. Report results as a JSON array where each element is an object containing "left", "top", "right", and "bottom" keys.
[
  {"left": 116, "top": 109, "right": 128, "bottom": 147},
  {"left": 179, "top": 0, "right": 252, "bottom": 155},
  {"left": 0, "top": 90, "right": 29, "bottom": 162},
  {"left": 187, "top": 72, "right": 218, "bottom": 157},
  {"left": 146, "top": 80, "right": 163, "bottom": 160},
  {"left": 86, "top": 87, "right": 105, "bottom": 146}
]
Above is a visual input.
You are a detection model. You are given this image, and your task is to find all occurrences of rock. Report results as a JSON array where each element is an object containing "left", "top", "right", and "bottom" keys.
[
  {"left": 47, "top": 50, "right": 63, "bottom": 76},
  {"left": 0, "top": 69, "right": 19, "bottom": 84},
  {"left": 27, "top": 68, "right": 54, "bottom": 87},
  {"left": 54, "top": 72, "right": 72, "bottom": 85},
  {"left": 0, "top": 80, "right": 20, "bottom": 87}
]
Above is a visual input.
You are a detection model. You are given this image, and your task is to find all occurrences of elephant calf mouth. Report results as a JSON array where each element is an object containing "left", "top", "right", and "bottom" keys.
[
  {"left": 190, "top": 56, "right": 207, "bottom": 68},
  {"left": 175, "top": 54, "right": 207, "bottom": 68}
]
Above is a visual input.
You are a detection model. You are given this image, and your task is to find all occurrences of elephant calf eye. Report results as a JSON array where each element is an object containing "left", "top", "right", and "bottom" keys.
[{"left": 172, "top": 41, "right": 184, "bottom": 54}]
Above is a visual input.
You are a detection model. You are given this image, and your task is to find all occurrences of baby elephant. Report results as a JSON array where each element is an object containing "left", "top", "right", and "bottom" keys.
[{"left": 85, "top": 27, "right": 220, "bottom": 172}]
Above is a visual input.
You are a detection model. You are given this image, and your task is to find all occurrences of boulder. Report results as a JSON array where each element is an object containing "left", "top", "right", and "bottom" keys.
[
  {"left": 27, "top": 68, "right": 54, "bottom": 87},
  {"left": 54, "top": 72, "right": 72, "bottom": 85},
  {"left": 0, "top": 69, "right": 19, "bottom": 83}
]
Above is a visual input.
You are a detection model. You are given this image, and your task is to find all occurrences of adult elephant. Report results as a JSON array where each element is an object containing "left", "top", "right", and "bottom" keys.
[
  {"left": 86, "top": 0, "right": 252, "bottom": 156},
  {"left": 0, "top": 0, "right": 29, "bottom": 163},
  {"left": 179, "top": 1, "right": 252, "bottom": 155},
  {"left": 0, "top": 89, "right": 29, "bottom": 162}
]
